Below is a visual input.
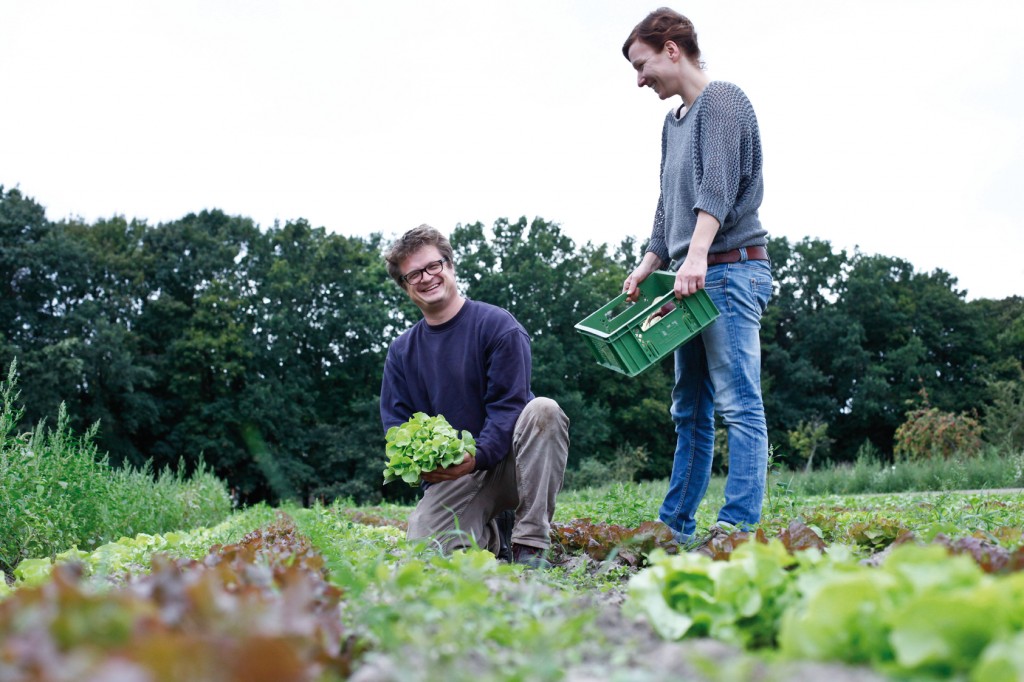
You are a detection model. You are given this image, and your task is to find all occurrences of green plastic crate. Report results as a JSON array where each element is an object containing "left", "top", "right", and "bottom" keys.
[{"left": 574, "top": 271, "right": 720, "bottom": 377}]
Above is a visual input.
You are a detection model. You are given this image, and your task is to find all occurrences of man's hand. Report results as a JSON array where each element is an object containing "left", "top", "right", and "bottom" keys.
[{"left": 421, "top": 454, "right": 477, "bottom": 483}]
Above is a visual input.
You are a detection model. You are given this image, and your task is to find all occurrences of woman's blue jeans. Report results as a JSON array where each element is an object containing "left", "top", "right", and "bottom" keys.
[{"left": 659, "top": 258, "right": 773, "bottom": 542}]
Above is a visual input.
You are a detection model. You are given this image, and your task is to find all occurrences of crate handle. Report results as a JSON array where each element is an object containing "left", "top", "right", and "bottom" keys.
[{"left": 603, "top": 292, "right": 641, "bottom": 322}]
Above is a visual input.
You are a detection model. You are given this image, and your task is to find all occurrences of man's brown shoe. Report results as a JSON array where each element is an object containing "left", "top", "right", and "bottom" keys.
[{"left": 512, "top": 543, "right": 552, "bottom": 569}]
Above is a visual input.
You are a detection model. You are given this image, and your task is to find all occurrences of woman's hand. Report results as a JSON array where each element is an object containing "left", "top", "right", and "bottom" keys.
[
  {"left": 674, "top": 210, "right": 719, "bottom": 297},
  {"left": 623, "top": 252, "right": 664, "bottom": 302},
  {"left": 674, "top": 255, "right": 707, "bottom": 297}
]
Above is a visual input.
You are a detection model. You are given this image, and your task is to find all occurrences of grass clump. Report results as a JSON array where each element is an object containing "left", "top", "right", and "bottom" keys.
[
  {"left": 0, "top": 362, "right": 233, "bottom": 575},
  {"left": 779, "top": 445, "right": 1024, "bottom": 497}
]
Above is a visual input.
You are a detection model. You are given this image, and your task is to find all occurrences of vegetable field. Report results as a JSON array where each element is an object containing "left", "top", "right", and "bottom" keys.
[{"left": 3, "top": 483, "right": 1023, "bottom": 681}]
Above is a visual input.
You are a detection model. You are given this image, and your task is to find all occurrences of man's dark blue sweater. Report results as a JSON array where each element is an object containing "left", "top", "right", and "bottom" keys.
[{"left": 380, "top": 299, "right": 533, "bottom": 471}]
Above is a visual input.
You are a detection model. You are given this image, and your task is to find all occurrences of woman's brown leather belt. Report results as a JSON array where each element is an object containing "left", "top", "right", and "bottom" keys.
[{"left": 707, "top": 245, "right": 769, "bottom": 265}]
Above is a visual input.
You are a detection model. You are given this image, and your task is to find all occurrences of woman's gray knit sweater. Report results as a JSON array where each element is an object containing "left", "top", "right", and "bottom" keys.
[{"left": 647, "top": 80, "right": 767, "bottom": 265}]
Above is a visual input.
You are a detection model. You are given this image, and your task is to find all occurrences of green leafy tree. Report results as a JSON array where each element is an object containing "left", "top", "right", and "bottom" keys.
[
  {"left": 982, "top": 378, "right": 1024, "bottom": 452},
  {"left": 8, "top": 183, "right": 1023, "bottom": 502},
  {"left": 135, "top": 211, "right": 263, "bottom": 489},
  {"left": 970, "top": 296, "right": 1024, "bottom": 384},
  {"left": 760, "top": 237, "right": 861, "bottom": 463},
  {"left": 0, "top": 186, "right": 50, "bottom": 347},
  {"left": 1, "top": 192, "right": 157, "bottom": 463},
  {"left": 835, "top": 253, "right": 989, "bottom": 457},
  {"left": 243, "top": 222, "right": 400, "bottom": 503}
]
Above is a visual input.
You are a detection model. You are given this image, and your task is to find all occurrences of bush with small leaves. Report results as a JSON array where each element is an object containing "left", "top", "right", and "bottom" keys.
[{"left": 894, "top": 406, "right": 983, "bottom": 462}]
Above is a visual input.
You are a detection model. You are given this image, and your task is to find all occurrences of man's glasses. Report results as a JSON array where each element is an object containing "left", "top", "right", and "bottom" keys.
[{"left": 401, "top": 256, "right": 450, "bottom": 285}]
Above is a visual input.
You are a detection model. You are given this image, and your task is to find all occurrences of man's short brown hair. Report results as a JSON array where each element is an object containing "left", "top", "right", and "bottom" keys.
[{"left": 383, "top": 224, "right": 455, "bottom": 288}]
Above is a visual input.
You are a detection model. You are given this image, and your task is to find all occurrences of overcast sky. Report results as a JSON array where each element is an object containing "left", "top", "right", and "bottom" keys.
[{"left": 2, "top": 0, "right": 1022, "bottom": 300}]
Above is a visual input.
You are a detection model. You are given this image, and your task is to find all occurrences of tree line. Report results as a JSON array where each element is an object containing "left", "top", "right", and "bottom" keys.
[{"left": 2, "top": 186, "right": 1022, "bottom": 504}]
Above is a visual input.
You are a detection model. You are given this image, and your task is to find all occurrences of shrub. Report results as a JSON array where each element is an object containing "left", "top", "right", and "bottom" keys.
[
  {"left": 564, "top": 444, "right": 649, "bottom": 490},
  {"left": 786, "top": 418, "right": 832, "bottom": 473},
  {"left": 894, "top": 406, "right": 983, "bottom": 462}
]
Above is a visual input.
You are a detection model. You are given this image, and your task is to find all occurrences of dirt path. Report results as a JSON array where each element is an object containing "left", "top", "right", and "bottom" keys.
[{"left": 852, "top": 487, "right": 1024, "bottom": 497}]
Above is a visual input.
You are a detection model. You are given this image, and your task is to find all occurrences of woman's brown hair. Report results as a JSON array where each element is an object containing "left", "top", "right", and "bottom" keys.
[{"left": 622, "top": 7, "right": 701, "bottom": 64}]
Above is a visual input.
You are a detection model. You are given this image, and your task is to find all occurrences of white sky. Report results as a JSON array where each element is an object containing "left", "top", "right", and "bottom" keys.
[{"left": 2, "top": 0, "right": 1022, "bottom": 300}]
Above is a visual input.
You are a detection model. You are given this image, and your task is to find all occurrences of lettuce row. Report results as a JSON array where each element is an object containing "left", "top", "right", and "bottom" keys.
[
  {"left": 3, "top": 504, "right": 277, "bottom": 593},
  {"left": 628, "top": 541, "right": 1024, "bottom": 680}
]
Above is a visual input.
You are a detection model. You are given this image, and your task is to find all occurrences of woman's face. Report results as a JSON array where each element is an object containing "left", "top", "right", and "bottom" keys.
[{"left": 627, "top": 40, "right": 677, "bottom": 100}]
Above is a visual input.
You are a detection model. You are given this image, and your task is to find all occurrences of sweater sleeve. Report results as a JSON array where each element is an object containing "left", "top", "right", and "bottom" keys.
[
  {"left": 692, "top": 84, "right": 755, "bottom": 225},
  {"left": 647, "top": 119, "right": 670, "bottom": 263},
  {"left": 472, "top": 327, "right": 532, "bottom": 471},
  {"left": 379, "top": 344, "right": 414, "bottom": 433}
]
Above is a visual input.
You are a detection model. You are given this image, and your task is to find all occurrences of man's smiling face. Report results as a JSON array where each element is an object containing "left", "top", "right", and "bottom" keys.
[{"left": 399, "top": 245, "right": 459, "bottom": 315}]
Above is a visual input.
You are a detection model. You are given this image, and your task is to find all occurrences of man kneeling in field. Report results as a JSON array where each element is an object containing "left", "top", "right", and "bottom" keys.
[{"left": 379, "top": 225, "right": 570, "bottom": 568}]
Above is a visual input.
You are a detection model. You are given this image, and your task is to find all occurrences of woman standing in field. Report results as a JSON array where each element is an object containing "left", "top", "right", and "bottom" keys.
[{"left": 621, "top": 8, "right": 773, "bottom": 554}]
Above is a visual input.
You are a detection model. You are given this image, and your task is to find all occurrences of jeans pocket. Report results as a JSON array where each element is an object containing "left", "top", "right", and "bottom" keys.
[
  {"left": 744, "top": 262, "right": 773, "bottom": 314},
  {"left": 751, "top": 277, "right": 772, "bottom": 314},
  {"left": 704, "top": 272, "right": 727, "bottom": 291}
]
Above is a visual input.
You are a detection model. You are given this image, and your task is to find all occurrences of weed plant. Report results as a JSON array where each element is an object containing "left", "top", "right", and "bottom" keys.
[{"left": 0, "top": 365, "right": 233, "bottom": 573}]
